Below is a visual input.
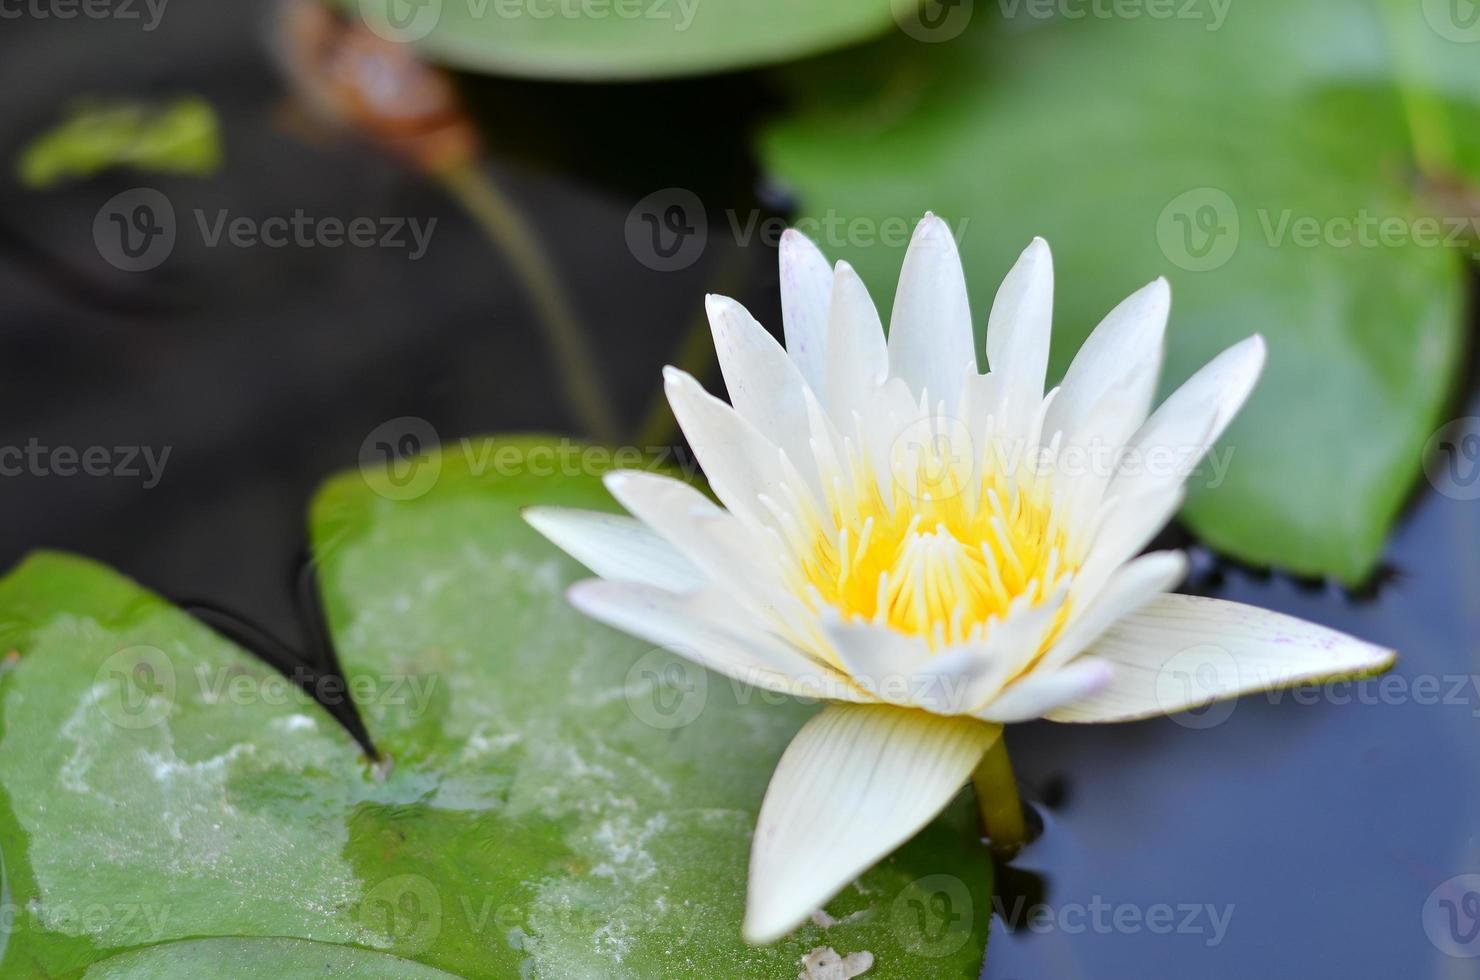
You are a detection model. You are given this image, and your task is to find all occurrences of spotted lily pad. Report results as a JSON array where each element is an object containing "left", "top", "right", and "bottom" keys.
[{"left": 0, "top": 436, "right": 992, "bottom": 976}]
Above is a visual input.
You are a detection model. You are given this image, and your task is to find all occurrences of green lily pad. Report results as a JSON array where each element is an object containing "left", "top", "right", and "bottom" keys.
[
  {"left": 82, "top": 938, "right": 461, "bottom": 979},
  {"left": 0, "top": 435, "right": 992, "bottom": 977},
  {"left": 348, "top": 0, "right": 898, "bottom": 80},
  {"left": 760, "top": 0, "right": 1480, "bottom": 584}
]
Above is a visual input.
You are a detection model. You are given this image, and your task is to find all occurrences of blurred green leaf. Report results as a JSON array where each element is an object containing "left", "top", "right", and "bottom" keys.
[
  {"left": 0, "top": 437, "right": 992, "bottom": 977},
  {"left": 347, "top": 0, "right": 901, "bottom": 79},
  {"left": 16, "top": 98, "right": 221, "bottom": 189},
  {"left": 760, "top": 0, "right": 1480, "bottom": 583}
]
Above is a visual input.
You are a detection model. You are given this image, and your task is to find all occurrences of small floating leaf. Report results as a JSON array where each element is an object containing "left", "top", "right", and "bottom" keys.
[{"left": 16, "top": 98, "right": 222, "bottom": 189}]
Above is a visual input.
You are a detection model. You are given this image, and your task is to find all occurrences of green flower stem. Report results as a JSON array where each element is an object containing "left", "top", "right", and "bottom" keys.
[
  {"left": 972, "top": 727, "right": 1028, "bottom": 860},
  {"left": 437, "top": 160, "right": 620, "bottom": 443}
]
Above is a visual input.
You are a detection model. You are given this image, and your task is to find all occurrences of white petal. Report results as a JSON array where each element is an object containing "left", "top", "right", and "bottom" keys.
[
  {"left": 744, "top": 704, "right": 997, "bottom": 944},
  {"left": 523, "top": 506, "right": 704, "bottom": 593},
  {"left": 985, "top": 238, "right": 1053, "bottom": 438},
  {"left": 1072, "top": 482, "right": 1184, "bottom": 586},
  {"left": 1111, "top": 334, "right": 1266, "bottom": 501},
  {"left": 913, "top": 589, "right": 1069, "bottom": 714},
  {"left": 663, "top": 367, "right": 821, "bottom": 525},
  {"left": 887, "top": 214, "right": 975, "bottom": 410},
  {"left": 1045, "top": 594, "right": 1396, "bottom": 723},
  {"left": 977, "top": 657, "right": 1114, "bottom": 723},
  {"left": 706, "top": 294, "right": 816, "bottom": 483},
  {"left": 823, "top": 261, "right": 889, "bottom": 428},
  {"left": 1044, "top": 278, "right": 1169, "bottom": 453},
  {"left": 567, "top": 579, "right": 862, "bottom": 702},
  {"left": 1039, "top": 551, "right": 1187, "bottom": 674},
  {"left": 603, "top": 470, "right": 817, "bottom": 642},
  {"left": 779, "top": 229, "right": 835, "bottom": 399},
  {"left": 824, "top": 589, "right": 1066, "bottom": 716},
  {"left": 822, "top": 618, "right": 932, "bottom": 705}
]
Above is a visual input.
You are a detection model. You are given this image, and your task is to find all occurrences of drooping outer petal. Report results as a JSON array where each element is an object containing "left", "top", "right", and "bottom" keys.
[
  {"left": 1046, "top": 594, "right": 1396, "bottom": 722},
  {"left": 744, "top": 704, "right": 999, "bottom": 944},
  {"left": 567, "top": 579, "right": 862, "bottom": 701},
  {"left": 522, "top": 507, "right": 703, "bottom": 593}
]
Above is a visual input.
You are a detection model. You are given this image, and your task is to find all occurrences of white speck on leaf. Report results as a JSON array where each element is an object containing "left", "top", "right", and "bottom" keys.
[{"left": 799, "top": 946, "right": 874, "bottom": 979}]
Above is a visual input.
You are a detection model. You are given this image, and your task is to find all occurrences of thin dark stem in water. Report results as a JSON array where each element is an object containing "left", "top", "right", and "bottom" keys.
[{"left": 438, "top": 160, "right": 620, "bottom": 443}]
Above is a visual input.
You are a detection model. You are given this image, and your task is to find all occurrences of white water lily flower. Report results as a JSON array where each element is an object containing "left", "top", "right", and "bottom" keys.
[{"left": 524, "top": 214, "right": 1395, "bottom": 945}]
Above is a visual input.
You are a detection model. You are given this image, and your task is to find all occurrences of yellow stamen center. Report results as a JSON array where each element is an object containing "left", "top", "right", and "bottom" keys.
[{"left": 796, "top": 440, "right": 1075, "bottom": 650}]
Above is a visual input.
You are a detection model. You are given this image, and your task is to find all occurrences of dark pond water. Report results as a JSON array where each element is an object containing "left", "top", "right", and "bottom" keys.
[{"left": 1, "top": 7, "right": 1476, "bottom": 978}]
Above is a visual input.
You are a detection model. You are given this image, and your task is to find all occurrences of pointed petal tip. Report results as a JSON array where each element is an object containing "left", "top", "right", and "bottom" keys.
[
  {"left": 564, "top": 578, "right": 600, "bottom": 610},
  {"left": 913, "top": 212, "right": 948, "bottom": 240},
  {"left": 705, "top": 292, "right": 741, "bottom": 315},
  {"left": 779, "top": 227, "right": 824, "bottom": 260}
]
